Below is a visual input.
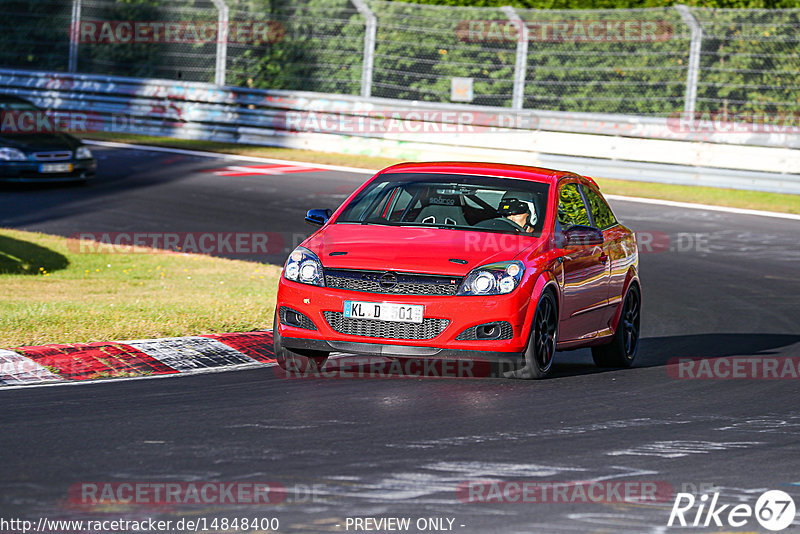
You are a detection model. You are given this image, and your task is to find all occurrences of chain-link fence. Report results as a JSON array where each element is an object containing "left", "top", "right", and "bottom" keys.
[
  {"left": 78, "top": 0, "right": 219, "bottom": 81},
  {"left": 692, "top": 8, "right": 800, "bottom": 117},
  {"left": 1, "top": 0, "right": 798, "bottom": 118}
]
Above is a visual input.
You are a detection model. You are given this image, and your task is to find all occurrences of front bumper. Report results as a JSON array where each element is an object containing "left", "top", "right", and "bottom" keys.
[
  {"left": 276, "top": 278, "right": 534, "bottom": 358},
  {"left": 279, "top": 336, "right": 524, "bottom": 369},
  {"left": 0, "top": 159, "right": 97, "bottom": 182}
]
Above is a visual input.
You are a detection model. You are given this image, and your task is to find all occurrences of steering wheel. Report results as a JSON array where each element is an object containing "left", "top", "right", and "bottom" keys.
[
  {"left": 497, "top": 217, "right": 526, "bottom": 232},
  {"left": 475, "top": 217, "right": 526, "bottom": 233}
]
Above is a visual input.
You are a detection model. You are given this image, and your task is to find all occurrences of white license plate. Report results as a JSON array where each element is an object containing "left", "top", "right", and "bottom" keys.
[
  {"left": 40, "top": 163, "right": 73, "bottom": 173},
  {"left": 344, "top": 301, "right": 423, "bottom": 324}
]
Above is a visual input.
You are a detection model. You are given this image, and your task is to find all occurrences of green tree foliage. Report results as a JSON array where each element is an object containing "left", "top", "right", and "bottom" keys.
[
  {"left": 0, "top": 1, "right": 72, "bottom": 71},
  {"left": 406, "top": 0, "right": 800, "bottom": 9},
  {"left": 77, "top": 0, "right": 218, "bottom": 81}
]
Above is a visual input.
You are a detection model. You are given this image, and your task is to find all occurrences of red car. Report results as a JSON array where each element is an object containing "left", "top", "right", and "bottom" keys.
[{"left": 273, "top": 162, "right": 640, "bottom": 379}]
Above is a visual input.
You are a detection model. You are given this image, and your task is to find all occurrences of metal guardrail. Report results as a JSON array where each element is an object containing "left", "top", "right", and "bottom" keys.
[
  {"left": 2, "top": 68, "right": 796, "bottom": 149},
  {"left": 1, "top": 68, "right": 798, "bottom": 194}
]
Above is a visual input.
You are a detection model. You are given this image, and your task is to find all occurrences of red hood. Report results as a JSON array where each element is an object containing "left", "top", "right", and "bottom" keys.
[{"left": 304, "top": 223, "right": 543, "bottom": 276}]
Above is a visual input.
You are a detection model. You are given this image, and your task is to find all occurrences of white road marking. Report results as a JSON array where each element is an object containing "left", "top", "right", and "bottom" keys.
[
  {"left": 606, "top": 440, "right": 762, "bottom": 458},
  {"left": 605, "top": 194, "right": 800, "bottom": 221},
  {"left": 83, "top": 140, "right": 375, "bottom": 174}
]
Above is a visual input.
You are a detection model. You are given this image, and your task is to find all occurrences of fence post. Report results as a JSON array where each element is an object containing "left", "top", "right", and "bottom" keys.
[
  {"left": 210, "top": 0, "right": 229, "bottom": 86},
  {"left": 68, "top": 0, "right": 82, "bottom": 72},
  {"left": 501, "top": 6, "right": 528, "bottom": 110},
  {"left": 675, "top": 5, "right": 702, "bottom": 115},
  {"left": 351, "top": 0, "right": 376, "bottom": 98}
]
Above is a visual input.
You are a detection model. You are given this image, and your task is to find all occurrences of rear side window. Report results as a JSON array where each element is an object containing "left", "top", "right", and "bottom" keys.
[
  {"left": 557, "top": 183, "right": 590, "bottom": 228},
  {"left": 583, "top": 187, "right": 617, "bottom": 229}
]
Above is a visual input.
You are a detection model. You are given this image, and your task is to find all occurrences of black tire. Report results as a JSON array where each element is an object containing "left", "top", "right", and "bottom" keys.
[
  {"left": 592, "top": 284, "right": 641, "bottom": 368},
  {"left": 272, "top": 312, "right": 328, "bottom": 374},
  {"left": 506, "top": 290, "right": 558, "bottom": 380}
]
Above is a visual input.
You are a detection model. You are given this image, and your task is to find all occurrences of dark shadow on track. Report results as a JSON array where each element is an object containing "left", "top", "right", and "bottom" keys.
[
  {"left": 551, "top": 333, "right": 800, "bottom": 378},
  {"left": 637, "top": 333, "right": 800, "bottom": 367},
  {"left": 0, "top": 234, "right": 69, "bottom": 274}
]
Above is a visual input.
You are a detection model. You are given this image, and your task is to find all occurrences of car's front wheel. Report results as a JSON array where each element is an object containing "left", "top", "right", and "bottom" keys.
[
  {"left": 272, "top": 313, "right": 328, "bottom": 374},
  {"left": 592, "top": 284, "right": 640, "bottom": 368},
  {"left": 506, "top": 290, "right": 558, "bottom": 380}
]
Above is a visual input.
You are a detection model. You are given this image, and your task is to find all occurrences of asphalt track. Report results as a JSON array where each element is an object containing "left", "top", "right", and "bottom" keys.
[{"left": 1, "top": 145, "right": 800, "bottom": 533}]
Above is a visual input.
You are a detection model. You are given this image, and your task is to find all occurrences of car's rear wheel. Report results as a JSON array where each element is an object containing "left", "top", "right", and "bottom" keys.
[
  {"left": 506, "top": 290, "right": 557, "bottom": 380},
  {"left": 272, "top": 313, "right": 328, "bottom": 374},
  {"left": 592, "top": 284, "right": 640, "bottom": 368}
]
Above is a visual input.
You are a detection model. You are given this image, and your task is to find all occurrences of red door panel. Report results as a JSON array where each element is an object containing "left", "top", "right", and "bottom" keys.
[{"left": 558, "top": 243, "right": 609, "bottom": 342}]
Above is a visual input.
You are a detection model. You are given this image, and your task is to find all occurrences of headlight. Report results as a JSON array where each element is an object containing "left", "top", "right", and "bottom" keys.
[
  {"left": 283, "top": 246, "right": 325, "bottom": 287},
  {"left": 0, "top": 147, "right": 27, "bottom": 161},
  {"left": 457, "top": 260, "right": 525, "bottom": 296},
  {"left": 75, "top": 146, "right": 93, "bottom": 159}
]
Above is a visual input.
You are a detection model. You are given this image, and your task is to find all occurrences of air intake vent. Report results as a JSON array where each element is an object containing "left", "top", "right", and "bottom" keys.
[
  {"left": 456, "top": 321, "right": 513, "bottom": 340},
  {"left": 279, "top": 306, "right": 317, "bottom": 330},
  {"left": 325, "top": 269, "right": 461, "bottom": 296},
  {"left": 323, "top": 311, "right": 449, "bottom": 340}
]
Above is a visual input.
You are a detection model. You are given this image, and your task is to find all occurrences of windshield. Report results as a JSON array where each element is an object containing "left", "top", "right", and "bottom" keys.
[{"left": 336, "top": 172, "right": 550, "bottom": 236}]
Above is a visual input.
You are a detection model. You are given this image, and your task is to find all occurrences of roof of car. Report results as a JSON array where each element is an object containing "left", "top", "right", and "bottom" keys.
[{"left": 379, "top": 161, "right": 588, "bottom": 186}]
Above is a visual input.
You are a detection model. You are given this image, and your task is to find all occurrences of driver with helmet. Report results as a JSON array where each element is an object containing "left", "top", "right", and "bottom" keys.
[{"left": 497, "top": 197, "right": 536, "bottom": 233}]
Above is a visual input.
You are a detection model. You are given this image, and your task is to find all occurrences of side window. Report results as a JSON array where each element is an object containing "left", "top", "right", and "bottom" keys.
[
  {"left": 385, "top": 187, "right": 414, "bottom": 221},
  {"left": 557, "top": 183, "right": 591, "bottom": 229},
  {"left": 583, "top": 186, "right": 617, "bottom": 229},
  {"left": 346, "top": 182, "right": 391, "bottom": 221}
]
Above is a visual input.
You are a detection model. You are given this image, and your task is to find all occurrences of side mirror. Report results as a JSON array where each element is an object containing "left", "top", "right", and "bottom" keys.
[
  {"left": 305, "top": 208, "right": 332, "bottom": 226},
  {"left": 564, "top": 225, "right": 604, "bottom": 247}
]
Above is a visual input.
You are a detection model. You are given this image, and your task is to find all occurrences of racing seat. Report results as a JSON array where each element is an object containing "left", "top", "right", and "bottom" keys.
[{"left": 414, "top": 193, "right": 467, "bottom": 226}]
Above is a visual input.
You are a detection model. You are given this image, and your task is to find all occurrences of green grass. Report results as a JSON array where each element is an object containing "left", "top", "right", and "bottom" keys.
[
  {"left": 82, "top": 132, "right": 800, "bottom": 215},
  {"left": 0, "top": 228, "right": 281, "bottom": 348}
]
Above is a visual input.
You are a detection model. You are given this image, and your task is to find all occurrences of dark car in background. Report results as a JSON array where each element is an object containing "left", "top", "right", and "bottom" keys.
[{"left": 0, "top": 95, "right": 96, "bottom": 183}]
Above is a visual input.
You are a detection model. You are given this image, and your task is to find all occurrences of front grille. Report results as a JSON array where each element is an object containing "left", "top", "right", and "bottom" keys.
[
  {"left": 279, "top": 306, "right": 317, "bottom": 330},
  {"left": 456, "top": 321, "right": 514, "bottom": 340},
  {"left": 32, "top": 151, "right": 72, "bottom": 162},
  {"left": 325, "top": 269, "right": 461, "bottom": 296},
  {"left": 323, "top": 311, "right": 449, "bottom": 340}
]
